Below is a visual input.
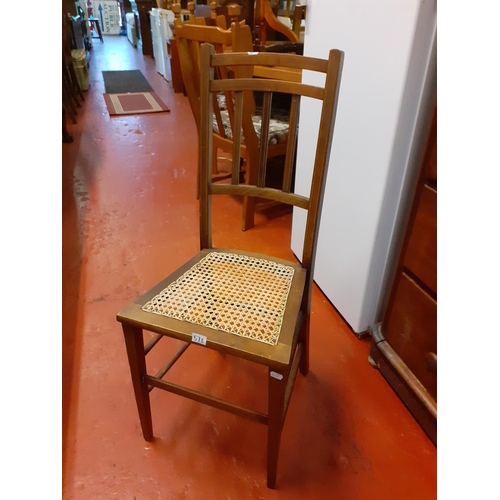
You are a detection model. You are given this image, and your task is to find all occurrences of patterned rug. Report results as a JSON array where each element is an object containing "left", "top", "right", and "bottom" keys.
[{"left": 103, "top": 91, "right": 170, "bottom": 116}]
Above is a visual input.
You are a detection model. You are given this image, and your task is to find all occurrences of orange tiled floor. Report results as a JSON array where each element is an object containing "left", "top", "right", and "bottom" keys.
[{"left": 62, "top": 36, "right": 437, "bottom": 499}]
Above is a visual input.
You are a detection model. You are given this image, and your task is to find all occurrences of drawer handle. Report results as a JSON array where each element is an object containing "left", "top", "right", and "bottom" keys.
[{"left": 425, "top": 352, "right": 437, "bottom": 373}]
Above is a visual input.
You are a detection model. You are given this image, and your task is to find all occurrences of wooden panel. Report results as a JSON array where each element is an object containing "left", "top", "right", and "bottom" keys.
[
  {"left": 166, "top": 38, "right": 185, "bottom": 93},
  {"left": 131, "top": 0, "right": 155, "bottom": 56},
  {"left": 384, "top": 273, "right": 437, "bottom": 400},
  {"left": 425, "top": 133, "right": 437, "bottom": 182},
  {"left": 369, "top": 105, "right": 436, "bottom": 444},
  {"left": 369, "top": 338, "right": 437, "bottom": 444},
  {"left": 403, "top": 184, "right": 437, "bottom": 294}
]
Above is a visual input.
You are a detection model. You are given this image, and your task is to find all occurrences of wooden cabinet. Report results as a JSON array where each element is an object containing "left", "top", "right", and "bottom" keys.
[
  {"left": 130, "top": 0, "right": 155, "bottom": 56},
  {"left": 165, "top": 38, "right": 185, "bottom": 93},
  {"left": 370, "top": 107, "right": 437, "bottom": 444}
]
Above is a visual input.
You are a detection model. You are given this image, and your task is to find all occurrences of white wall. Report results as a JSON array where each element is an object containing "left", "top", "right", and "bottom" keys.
[{"left": 292, "top": 0, "right": 437, "bottom": 334}]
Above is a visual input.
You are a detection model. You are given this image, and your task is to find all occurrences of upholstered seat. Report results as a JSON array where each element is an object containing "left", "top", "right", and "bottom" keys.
[
  {"left": 213, "top": 109, "right": 290, "bottom": 146},
  {"left": 215, "top": 92, "right": 290, "bottom": 145}
]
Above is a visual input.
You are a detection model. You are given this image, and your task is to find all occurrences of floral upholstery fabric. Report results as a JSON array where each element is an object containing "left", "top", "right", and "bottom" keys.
[
  {"left": 213, "top": 92, "right": 290, "bottom": 145},
  {"left": 213, "top": 107, "right": 290, "bottom": 146}
]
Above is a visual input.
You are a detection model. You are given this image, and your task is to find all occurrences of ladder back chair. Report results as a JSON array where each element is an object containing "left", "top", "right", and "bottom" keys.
[
  {"left": 117, "top": 44, "right": 344, "bottom": 488},
  {"left": 175, "top": 17, "right": 293, "bottom": 230}
]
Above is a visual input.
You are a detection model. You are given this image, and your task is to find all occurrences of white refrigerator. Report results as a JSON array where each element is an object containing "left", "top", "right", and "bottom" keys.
[{"left": 291, "top": 0, "right": 437, "bottom": 335}]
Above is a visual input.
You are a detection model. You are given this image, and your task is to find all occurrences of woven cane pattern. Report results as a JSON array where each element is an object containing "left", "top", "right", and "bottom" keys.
[{"left": 142, "top": 252, "right": 295, "bottom": 345}]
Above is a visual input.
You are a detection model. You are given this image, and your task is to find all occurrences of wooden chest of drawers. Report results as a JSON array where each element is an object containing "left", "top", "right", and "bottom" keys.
[{"left": 370, "top": 107, "right": 437, "bottom": 444}]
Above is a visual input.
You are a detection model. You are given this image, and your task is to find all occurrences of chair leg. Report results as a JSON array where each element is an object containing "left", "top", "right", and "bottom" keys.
[
  {"left": 267, "top": 368, "right": 288, "bottom": 489},
  {"left": 242, "top": 156, "right": 257, "bottom": 231},
  {"left": 62, "top": 106, "right": 73, "bottom": 143},
  {"left": 68, "top": 61, "right": 85, "bottom": 102},
  {"left": 95, "top": 20, "right": 104, "bottom": 43},
  {"left": 242, "top": 195, "right": 255, "bottom": 231},
  {"left": 122, "top": 323, "right": 153, "bottom": 441},
  {"left": 299, "top": 316, "right": 310, "bottom": 375},
  {"left": 212, "top": 146, "right": 219, "bottom": 176},
  {"left": 63, "top": 61, "right": 80, "bottom": 111},
  {"left": 63, "top": 87, "right": 77, "bottom": 124}
]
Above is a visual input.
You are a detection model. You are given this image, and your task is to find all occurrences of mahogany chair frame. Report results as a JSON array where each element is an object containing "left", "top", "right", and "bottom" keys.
[{"left": 117, "top": 45, "right": 344, "bottom": 488}]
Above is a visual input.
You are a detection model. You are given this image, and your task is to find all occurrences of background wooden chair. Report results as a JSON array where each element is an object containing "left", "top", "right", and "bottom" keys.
[
  {"left": 117, "top": 44, "right": 344, "bottom": 488},
  {"left": 213, "top": 0, "right": 249, "bottom": 29},
  {"left": 175, "top": 13, "right": 294, "bottom": 230},
  {"left": 255, "top": 0, "right": 300, "bottom": 46},
  {"left": 277, "top": 0, "right": 306, "bottom": 39},
  {"left": 182, "top": 0, "right": 243, "bottom": 28}
]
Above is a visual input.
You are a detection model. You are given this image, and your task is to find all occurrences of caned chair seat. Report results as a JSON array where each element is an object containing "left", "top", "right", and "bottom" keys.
[{"left": 143, "top": 251, "right": 295, "bottom": 345}]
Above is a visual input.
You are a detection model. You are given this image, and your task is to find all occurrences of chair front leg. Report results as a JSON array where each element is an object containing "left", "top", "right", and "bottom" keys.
[
  {"left": 122, "top": 323, "right": 153, "bottom": 441},
  {"left": 267, "top": 367, "right": 288, "bottom": 489}
]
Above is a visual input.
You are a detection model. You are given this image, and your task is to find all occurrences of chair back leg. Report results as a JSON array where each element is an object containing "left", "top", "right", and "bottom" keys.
[{"left": 299, "top": 315, "right": 310, "bottom": 375}]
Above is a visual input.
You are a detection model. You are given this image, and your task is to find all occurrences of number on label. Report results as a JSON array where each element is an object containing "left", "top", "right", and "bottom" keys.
[{"left": 192, "top": 333, "right": 207, "bottom": 346}]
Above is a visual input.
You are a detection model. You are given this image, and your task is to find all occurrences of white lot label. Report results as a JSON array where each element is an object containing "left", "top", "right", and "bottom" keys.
[
  {"left": 192, "top": 333, "right": 207, "bottom": 346},
  {"left": 270, "top": 371, "right": 283, "bottom": 380}
]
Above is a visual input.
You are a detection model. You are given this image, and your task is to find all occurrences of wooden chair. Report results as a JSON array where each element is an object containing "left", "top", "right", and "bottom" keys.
[
  {"left": 213, "top": 0, "right": 250, "bottom": 30},
  {"left": 175, "top": 16, "right": 293, "bottom": 230},
  {"left": 255, "top": 0, "right": 301, "bottom": 46},
  {"left": 278, "top": 1, "right": 306, "bottom": 41},
  {"left": 177, "top": 2, "right": 245, "bottom": 32},
  {"left": 117, "top": 44, "right": 344, "bottom": 488}
]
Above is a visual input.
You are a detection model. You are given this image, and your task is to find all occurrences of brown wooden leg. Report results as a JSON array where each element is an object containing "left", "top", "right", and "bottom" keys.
[
  {"left": 122, "top": 323, "right": 153, "bottom": 441},
  {"left": 68, "top": 62, "right": 85, "bottom": 102},
  {"left": 267, "top": 368, "right": 287, "bottom": 489},
  {"left": 96, "top": 20, "right": 104, "bottom": 43},
  {"left": 63, "top": 62, "right": 80, "bottom": 112},
  {"left": 62, "top": 80, "right": 77, "bottom": 121},
  {"left": 242, "top": 196, "right": 256, "bottom": 231},
  {"left": 242, "top": 155, "right": 257, "bottom": 231},
  {"left": 299, "top": 316, "right": 310, "bottom": 375},
  {"left": 63, "top": 107, "right": 73, "bottom": 143},
  {"left": 196, "top": 156, "right": 200, "bottom": 201},
  {"left": 212, "top": 146, "right": 219, "bottom": 176},
  {"left": 63, "top": 87, "right": 77, "bottom": 124}
]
